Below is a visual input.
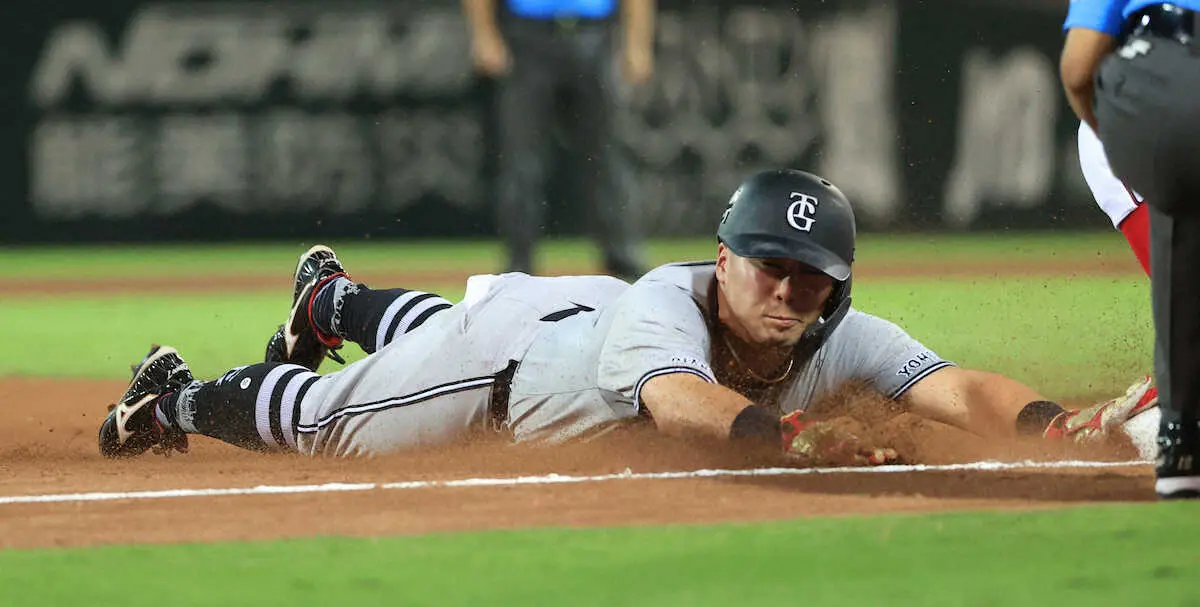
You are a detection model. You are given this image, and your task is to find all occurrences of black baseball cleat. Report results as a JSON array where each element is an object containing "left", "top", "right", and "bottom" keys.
[
  {"left": 264, "top": 244, "right": 349, "bottom": 372},
  {"left": 1155, "top": 420, "right": 1200, "bottom": 499},
  {"left": 98, "top": 345, "right": 192, "bottom": 458}
]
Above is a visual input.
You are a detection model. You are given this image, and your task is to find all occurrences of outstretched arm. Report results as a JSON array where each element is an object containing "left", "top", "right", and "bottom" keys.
[
  {"left": 639, "top": 373, "right": 779, "bottom": 444},
  {"left": 899, "top": 367, "right": 1049, "bottom": 438},
  {"left": 898, "top": 366, "right": 1157, "bottom": 453}
]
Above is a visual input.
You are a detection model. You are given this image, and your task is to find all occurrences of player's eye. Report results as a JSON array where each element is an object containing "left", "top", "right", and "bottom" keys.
[{"left": 754, "top": 260, "right": 789, "bottom": 277}]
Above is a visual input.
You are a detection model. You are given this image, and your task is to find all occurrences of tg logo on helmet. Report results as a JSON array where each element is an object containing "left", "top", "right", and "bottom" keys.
[{"left": 786, "top": 192, "right": 819, "bottom": 232}]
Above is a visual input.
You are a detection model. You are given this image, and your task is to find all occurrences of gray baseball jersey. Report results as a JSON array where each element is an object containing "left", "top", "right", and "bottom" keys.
[
  {"left": 509, "top": 261, "right": 954, "bottom": 443},
  {"left": 289, "top": 262, "right": 952, "bottom": 456}
]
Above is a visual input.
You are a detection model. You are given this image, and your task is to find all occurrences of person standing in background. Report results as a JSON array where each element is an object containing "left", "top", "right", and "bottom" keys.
[
  {"left": 1060, "top": 1, "right": 1200, "bottom": 499},
  {"left": 462, "top": 0, "right": 656, "bottom": 281}
]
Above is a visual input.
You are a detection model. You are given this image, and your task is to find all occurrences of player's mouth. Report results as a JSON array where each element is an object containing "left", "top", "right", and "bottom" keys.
[{"left": 764, "top": 315, "right": 801, "bottom": 329}]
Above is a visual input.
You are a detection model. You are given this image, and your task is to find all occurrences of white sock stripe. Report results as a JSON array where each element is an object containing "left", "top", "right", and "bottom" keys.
[
  {"left": 279, "top": 371, "right": 319, "bottom": 450},
  {"left": 375, "top": 291, "right": 426, "bottom": 349},
  {"left": 256, "top": 365, "right": 300, "bottom": 447},
  {"left": 390, "top": 296, "right": 453, "bottom": 343}
]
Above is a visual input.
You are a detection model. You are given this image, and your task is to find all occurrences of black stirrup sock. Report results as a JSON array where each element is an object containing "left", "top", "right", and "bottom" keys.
[
  {"left": 158, "top": 363, "right": 321, "bottom": 453},
  {"left": 323, "top": 284, "right": 453, "bottom": 353}
]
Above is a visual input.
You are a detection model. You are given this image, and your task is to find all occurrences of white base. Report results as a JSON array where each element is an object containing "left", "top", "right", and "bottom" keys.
[{"left": 1122, "top": 407, "right": 1161, "bottom": 461}]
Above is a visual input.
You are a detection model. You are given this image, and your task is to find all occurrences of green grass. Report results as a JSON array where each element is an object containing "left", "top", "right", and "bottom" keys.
[
  {"left": 0, "top": 233, "right": 1153, "bottom": 396},
  {"left": 1, "top": 503, "right": 1196, "bottom": 606},
  {"left": 0, "top": 290, "right": 454, "bottom": 380},
  {"left": 0, "top": 275, "right": 1152, "bottom": 397},
  {"left": 853, "top": 275, "right": 1152, "bottom": 398},
  {"left": 0, "top": 239, "right": 696, "bottom": 279},
  {"left": 0, "top": 231, "right": 1133, "bottom": 279}
]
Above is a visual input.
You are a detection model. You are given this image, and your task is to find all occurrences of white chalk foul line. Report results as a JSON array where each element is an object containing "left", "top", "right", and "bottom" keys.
[{"left": 0, "top": 459, "right": 1148, "bottom": 506}]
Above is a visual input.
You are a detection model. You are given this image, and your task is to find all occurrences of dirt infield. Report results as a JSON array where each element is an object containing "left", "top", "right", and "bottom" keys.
[
  {"left": 0, "top": 378, "right": 1155, "bottom": 550},
  {"left": 0, "top": 255, "right": 1155, "bottom": 550}
]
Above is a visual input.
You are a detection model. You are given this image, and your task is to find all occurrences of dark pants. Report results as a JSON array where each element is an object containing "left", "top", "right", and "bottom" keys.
[
  {"left": 1095, "top": 32, "right": 1200, "bottom": 467},
  {"left": 493, "top": 16, "right": 645, "bottom": 277}
]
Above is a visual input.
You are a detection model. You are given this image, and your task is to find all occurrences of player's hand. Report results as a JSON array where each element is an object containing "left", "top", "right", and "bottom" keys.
[
  {"left": 780, "top": 410, "right": 899, "bottom": 467},
  {"left": 1043, "top": 376, "right": 1158, "bottom": 447},
  {"left": 471, "top": 33, "right": 511, "bottom": 78}
]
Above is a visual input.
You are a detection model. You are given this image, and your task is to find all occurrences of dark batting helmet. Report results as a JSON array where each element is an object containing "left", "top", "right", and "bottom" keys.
[{"left": 716, "top": 168, "right": 857, "bottom": 357}]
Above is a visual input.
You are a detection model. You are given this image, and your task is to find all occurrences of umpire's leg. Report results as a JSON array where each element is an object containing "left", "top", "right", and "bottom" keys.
[
  {"left": 494, "top": 20, "right": 558, "bottom": 274},
  {"left": 1147, "top": 207, "right": 1200, "bottom": 466},
  {"left": 1095, "top": 34, "right": 1200, "bottom": 496},
  {"left": 567, "top": 22, "right": 648, "bottom": 280}
]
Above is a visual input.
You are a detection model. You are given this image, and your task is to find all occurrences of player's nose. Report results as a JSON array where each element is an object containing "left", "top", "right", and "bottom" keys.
[
  {"left": 776, "top": 274, "right": 822, "bottom": 311},
  {"left": 774, "top": 275, "right": 805, "bottom": 306}
]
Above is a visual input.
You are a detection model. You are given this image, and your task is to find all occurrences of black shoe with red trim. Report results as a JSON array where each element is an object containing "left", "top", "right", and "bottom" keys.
[{"left": 264, "top": 245, "right": 349, "bottom": 372}]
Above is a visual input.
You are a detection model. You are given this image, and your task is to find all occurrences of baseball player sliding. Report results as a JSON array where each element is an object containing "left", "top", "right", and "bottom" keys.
[{"left": 98, "top": 169, "right": 1159, "bottom": 465}]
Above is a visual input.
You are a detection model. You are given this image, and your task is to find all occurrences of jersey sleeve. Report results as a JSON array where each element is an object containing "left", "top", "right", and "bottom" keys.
[
  {"left": 596, "top": 281, "right": 717, "bottom": 411},
  {"left": 837, "top": 312, "right": 956, "bottom": 399},
  {"left": 1063, "top": 0, "right": 1126, "bottom": 35}
]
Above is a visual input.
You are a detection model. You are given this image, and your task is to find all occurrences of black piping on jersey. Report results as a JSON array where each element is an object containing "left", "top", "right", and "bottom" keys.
[
  {"left": 633, "top": 366, "right": 716, "bottom": 415},
  {"left": 285, "top": 375, "right": 321, "bottom": 447},
  {"left": 674, "top": 260, "right": 716, "bottom": 268},
  {"left": 268, "top": 367, "right": 308, "bottom": 448},
  {"left": 296, "top": 375, "right": 497, "bottom": 434},
  {"left": 540, "top": 302, "right": 595, "bottom": 322},
  {"left": 888, "top": 360, "right": 956, "bottom": 399}
]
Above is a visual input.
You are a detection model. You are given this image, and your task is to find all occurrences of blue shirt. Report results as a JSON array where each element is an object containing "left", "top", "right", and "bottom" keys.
[
  {"left": 1064, "top": 1, "right": 1200, "bottom": 35},
  {"left": 506, "top": 0, "right": 617, "bottom": 20}
]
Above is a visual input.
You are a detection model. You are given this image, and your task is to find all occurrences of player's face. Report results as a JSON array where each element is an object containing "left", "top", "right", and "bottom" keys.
[{"left": 715, "top": 245, "right": 834, "bottom": 347}]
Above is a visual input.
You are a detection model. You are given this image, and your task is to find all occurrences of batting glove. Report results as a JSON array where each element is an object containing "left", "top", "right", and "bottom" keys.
[
  {"left": 1043, "top": 376, "right": 1158, "bottom": 444},
  {"left": 780, "top": 410, "right": 900, "bottom": 467}
]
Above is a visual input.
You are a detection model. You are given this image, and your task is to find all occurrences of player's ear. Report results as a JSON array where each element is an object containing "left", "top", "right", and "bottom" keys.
[{"left": 715, "top": 243, "right": 731, "bottom": 282}]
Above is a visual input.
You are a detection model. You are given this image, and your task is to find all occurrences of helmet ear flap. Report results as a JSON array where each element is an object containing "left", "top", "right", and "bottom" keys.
[
  {"left": 794, "top": 276, "right": 852, "bottom": 361},
  {"left": 826, "top": 276, "right": 852, "bottom": 320}
]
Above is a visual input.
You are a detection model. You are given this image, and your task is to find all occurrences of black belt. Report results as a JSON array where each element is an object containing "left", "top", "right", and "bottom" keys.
[
  {"left": 1128, "top": 4, "right": 1199, "bottom": 44},
  {"left": 488, "top": 359, "right": 519, "bottom": 433}
]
